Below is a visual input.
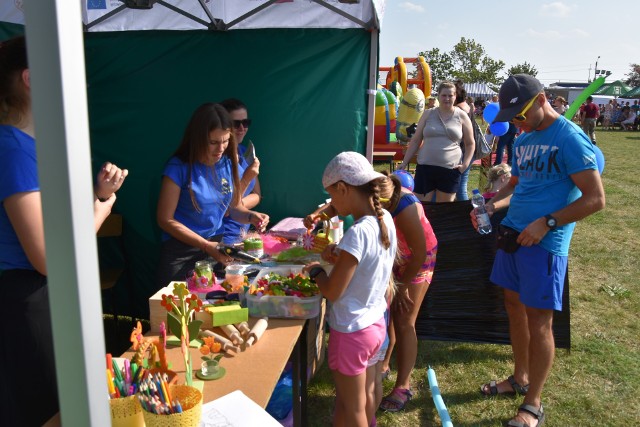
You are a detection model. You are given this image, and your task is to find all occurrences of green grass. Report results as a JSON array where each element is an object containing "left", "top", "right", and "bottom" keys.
[{"left": 310, "top": 129, "right": 640, "bottom": 426}]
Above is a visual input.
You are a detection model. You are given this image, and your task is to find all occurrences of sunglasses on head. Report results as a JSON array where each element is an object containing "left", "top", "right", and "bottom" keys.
[
  {"left": 511, "top": 94, "right": 540, "bottom": 123},
  {"left": 232, "top": 119, "right": 252, "bottom": 129}
]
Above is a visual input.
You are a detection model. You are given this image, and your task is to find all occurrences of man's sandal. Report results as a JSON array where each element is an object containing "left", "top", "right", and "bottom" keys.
[
  {"left": 379, "top": 388, "right": 413, "bottom": 412},
  {"left": 480, "top": 375, "right": 529, "bottom": 396},
  {"left": 507, "top": 403, "right": 545, "bottom": 427}
]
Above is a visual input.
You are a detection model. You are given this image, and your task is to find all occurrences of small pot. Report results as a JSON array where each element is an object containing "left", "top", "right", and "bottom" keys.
[{"left": 200, "top": 360, "right": 220, "bottom": 376}]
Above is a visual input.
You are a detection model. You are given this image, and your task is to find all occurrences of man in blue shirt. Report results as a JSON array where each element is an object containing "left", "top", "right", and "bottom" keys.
[{"left": 472, "top": 75, "right": 605, "bottom": 427}]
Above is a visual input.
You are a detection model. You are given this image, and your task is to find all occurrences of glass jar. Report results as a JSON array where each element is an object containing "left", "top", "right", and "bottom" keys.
[
  {"left": 225, "top": 264, "right": 246, "bottom": 293},
  {"left": 201, "top": 359, "right": 220, "bottom": 376},
  {"left": 195, "top": 260, "right": 213, "bottom": 281}
]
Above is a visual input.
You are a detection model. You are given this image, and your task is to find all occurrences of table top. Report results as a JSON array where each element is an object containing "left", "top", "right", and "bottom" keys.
[
  {"left": 122, "top": 317, "right": 305, "bottom": 407},
  {"left": 373, "top": 151, "right": 397, "bottom": 157}
]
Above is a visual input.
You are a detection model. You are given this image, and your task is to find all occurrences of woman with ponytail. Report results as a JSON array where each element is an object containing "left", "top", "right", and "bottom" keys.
[{"left": 378, "top": 172, "right": 438, "bottom": 412}]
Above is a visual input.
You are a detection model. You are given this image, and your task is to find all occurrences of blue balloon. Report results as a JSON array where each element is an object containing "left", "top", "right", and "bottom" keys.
[
  {"left": 483, "top": 102, "right": 500, "bottom": 123},
  {"left": 393, "top": 169, "right": 414, "bottom": 191},
  {"left": 593, "top": 145, "right": 605, "bottom": 174},
  {"left": 490, "top": 121, "right": 509, "bottom": 137}
]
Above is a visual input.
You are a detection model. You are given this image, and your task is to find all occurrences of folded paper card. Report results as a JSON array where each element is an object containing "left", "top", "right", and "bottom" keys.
[{"left": 200, "top": 390, "right": 281, "bottom": 426}]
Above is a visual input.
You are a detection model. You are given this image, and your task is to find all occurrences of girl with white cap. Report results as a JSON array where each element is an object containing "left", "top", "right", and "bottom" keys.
[{"left": 304, "top": 151, "right": 397, "bottom": 427}]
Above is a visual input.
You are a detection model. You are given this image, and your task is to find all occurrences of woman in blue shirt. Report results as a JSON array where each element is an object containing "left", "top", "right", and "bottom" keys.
[
  {"left": 0, "top": 36, "right": 128, "bottom": 426},
  {"left": 156, "top": 103, "right": 269, "bottom": 287},
  {"left": 218, "top": 98, "right": 262, "bottom": 244}
]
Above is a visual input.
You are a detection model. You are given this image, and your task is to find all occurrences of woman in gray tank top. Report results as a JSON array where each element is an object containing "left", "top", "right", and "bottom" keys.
[{"left": 398, "top": 81, "right": 475, "bottom": 202}]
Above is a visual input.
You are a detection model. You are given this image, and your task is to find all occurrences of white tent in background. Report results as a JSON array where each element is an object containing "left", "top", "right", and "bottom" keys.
[{"left": 465, "top": 82, "right": 497, "bottom": 100}]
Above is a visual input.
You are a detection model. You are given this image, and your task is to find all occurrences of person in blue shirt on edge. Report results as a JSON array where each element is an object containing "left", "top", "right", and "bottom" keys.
[
  {"left": 156, "top": 103, "right": 269, "bottom": 289},
  {"left": 471, "top": 75, "right": 605, "bottom": 427},
  {"left": 0, "top": 35, "right": 128, "bottom": 426},
  {"left": 217, "top": 98, "right": 261, "bottom": 244}
]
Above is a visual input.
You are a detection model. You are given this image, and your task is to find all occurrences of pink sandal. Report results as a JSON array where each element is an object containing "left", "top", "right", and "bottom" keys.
[{"left": 379, "top": 387, "right": 413, "bottom": 412}]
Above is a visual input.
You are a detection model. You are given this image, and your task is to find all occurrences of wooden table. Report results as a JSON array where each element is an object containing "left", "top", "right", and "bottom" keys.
[
  {"left": 373, "top": 151, "right": 397, "bottom": 172},
  {"left": 122, "top": 317, "right": 309, "bottom": 426}
]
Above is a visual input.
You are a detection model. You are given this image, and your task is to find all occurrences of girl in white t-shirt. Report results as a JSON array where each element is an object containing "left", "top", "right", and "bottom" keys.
[{"left": 304, "top": 152, "right": 397, "bottom": 427}]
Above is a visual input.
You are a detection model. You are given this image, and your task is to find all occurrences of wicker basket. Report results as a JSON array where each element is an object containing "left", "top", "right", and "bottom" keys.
[
  {"left": 109, "top": 395, "right": 144, "bottom": 427},
  {"left": 141, "top": 384, "right": 202, "bottom": 427}
]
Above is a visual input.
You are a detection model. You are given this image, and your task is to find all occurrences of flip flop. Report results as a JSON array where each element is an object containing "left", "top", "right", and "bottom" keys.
[
  {"left": 506, "top": 403, "right": 545, "bottom": 427},
  {"left": 480, "top": 375, "right": 529, "bottom": 396},
  {"left": 379, "top": 388, "right": 413, "bottom": 412}
]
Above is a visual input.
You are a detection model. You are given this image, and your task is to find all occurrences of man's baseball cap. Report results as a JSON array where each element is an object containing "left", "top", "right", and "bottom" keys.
[{"left": 493, "top": 74, "right": 544, "bottom": 123}]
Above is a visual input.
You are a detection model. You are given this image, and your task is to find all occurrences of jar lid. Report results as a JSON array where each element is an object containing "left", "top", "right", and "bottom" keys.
[{"left": 225, "top": 265, "right": 246, "bottom": 275}]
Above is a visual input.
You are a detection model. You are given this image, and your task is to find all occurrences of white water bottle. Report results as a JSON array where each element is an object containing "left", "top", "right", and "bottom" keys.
[{"left": 471, "top": 189, "right": 492, "bottom": 235}]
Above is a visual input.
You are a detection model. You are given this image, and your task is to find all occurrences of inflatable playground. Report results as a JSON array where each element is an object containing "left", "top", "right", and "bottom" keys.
[
  {"left": 375, "top": 58, "right": 533, "bottom": 166},
  {"left": 375, "top": 56, "right": 432, "bottom": 164}
]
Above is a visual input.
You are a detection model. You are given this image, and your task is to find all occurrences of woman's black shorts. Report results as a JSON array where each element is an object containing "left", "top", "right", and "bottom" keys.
[{"left": 413, "top": 164, "right": 462, "bottom": 195}]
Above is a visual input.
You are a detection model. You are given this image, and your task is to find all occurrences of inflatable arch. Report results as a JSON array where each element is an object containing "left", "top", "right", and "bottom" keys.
[
  {"left": 393, "top": 56, "right": 431, "bottom": 97},
  {"left": 376, "top": 56, "right": 431, "bottom": 144}
]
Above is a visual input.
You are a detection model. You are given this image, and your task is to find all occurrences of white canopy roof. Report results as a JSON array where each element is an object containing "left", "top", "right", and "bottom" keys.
[
  {"left": 465, "top": 82, "right": 497, "bottom": 100},
  {"left": 2, "top": 0, "right": 385, "bottom": 31}
]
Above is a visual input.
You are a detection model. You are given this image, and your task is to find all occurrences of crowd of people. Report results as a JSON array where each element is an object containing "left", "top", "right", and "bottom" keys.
[
  {"left": 300, "top": 74, "right": 604, "bottom": 427},
  {"left": 554, "top": 96, "right": 639, "bottom": 132},
  {"left": 1, "top": 31, "right": 607, "bottom": 427},
  {"left": 602, "top": 99, "right": 639, "bottom": 130}
]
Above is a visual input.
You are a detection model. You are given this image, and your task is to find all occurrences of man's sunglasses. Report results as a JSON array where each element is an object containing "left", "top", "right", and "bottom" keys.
[
  {"left": 232, "top": 119, "right": 252, "bottom": 129},
  {"left": 511, "top": 94, "right": 540, "bottom": 123}
]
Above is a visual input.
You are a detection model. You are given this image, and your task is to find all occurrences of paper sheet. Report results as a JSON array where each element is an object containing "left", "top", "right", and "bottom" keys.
[
  {"left": 268, "top": 217, "right": 307, "bottom": 240},
  {"left": 199, "top": 390, "right": 282, "bottom": 427}
]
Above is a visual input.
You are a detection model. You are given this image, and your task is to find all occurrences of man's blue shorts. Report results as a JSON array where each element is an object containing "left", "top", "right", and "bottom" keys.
[{"left": 490, "top": 245, "right": 568, "bottom": 311}]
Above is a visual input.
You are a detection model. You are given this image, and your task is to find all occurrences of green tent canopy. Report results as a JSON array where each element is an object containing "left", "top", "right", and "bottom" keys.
[
  {"left": 1, "top": 1, "right": 385, "bottom": 316},
  {"left": 594, "top": 79, "right": 632, "bottom": 96},
  {"left": 620, "top": 86, "right": 640, "bottom": 98}
]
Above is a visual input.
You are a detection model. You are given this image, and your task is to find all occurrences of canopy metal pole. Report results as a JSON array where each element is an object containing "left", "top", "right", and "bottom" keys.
[
  {"left": 23, "top": 0, "right": 110, "bottom": 425},
  {"left": 365, "top": 28, "right": 378, "bottom": 161}
]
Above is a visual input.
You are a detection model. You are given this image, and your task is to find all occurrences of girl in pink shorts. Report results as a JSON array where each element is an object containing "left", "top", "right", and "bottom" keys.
[{"left": 304, "top": 152, "right": 397, "bottom": 427}]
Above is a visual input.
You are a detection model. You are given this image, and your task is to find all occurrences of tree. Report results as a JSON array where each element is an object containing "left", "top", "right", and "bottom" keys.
[
  {"left": 624, "top": 63, "right": 640, "bottom": 87},
  {"left": 449, "top": 37, "right": 505, "bottom": 85},
  {"left": 508, "top": 62, "right": 539, "bottom": 77},
  {"left": 417, "top": 47, "right": 454, "bottom": 89}
]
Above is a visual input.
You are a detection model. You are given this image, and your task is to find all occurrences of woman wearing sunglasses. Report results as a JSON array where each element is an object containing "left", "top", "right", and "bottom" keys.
[
  {"left": 156, "top": 103, "right": 269, "bottom": 288},
  {"left": 218, "top": 98, "right": 262, "bottom": 244},
  {"left": 398, "top": 81, "right": 475, "bottom": 202}
]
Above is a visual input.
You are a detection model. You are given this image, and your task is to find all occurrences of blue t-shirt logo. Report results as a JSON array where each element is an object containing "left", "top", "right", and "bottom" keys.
[
  {"left": 220, "top": 178, "right": 231, "bottom": 195},
  {"left": 515, "top": 144, "right": 561, "bottom": 180}
]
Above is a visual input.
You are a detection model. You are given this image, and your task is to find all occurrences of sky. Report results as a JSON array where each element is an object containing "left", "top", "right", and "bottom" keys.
[{"left": 378, "top": 0, "right": 640, "bottom": 86}]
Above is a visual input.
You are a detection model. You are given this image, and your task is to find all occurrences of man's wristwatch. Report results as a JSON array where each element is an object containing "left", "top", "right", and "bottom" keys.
[{"left": 544, "top": 214, "right": 558, "bottom": 231}]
